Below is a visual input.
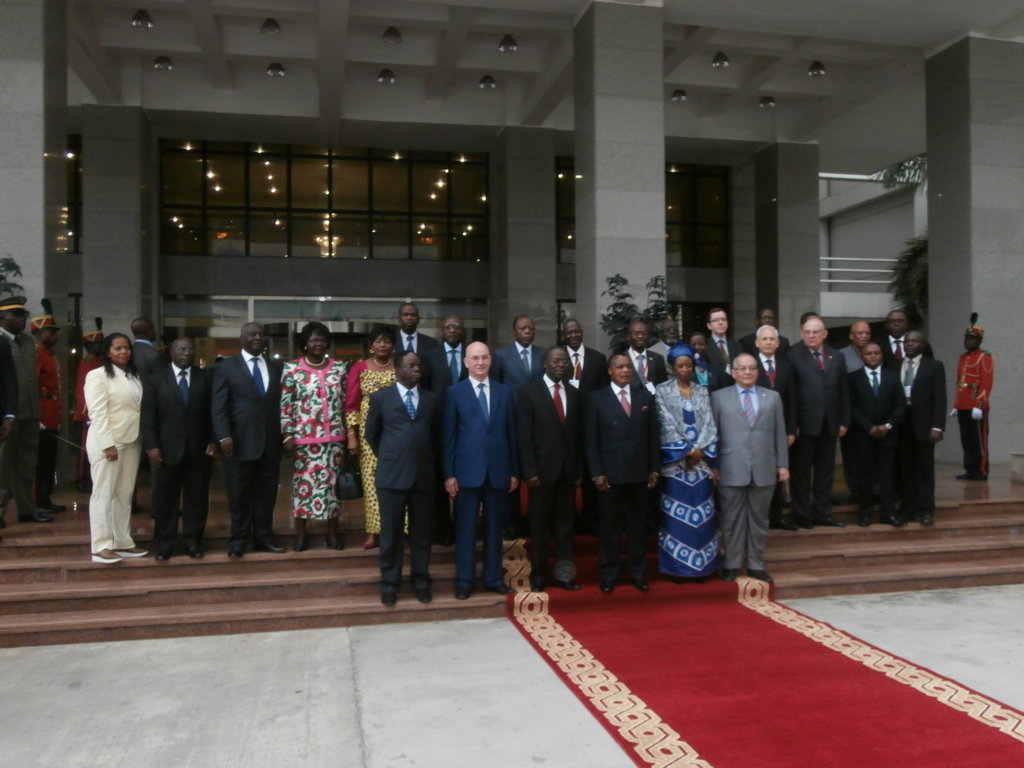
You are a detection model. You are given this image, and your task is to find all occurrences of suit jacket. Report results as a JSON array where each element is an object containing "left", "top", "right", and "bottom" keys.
[
  {"left": 365, "top": 384, "right": 440, "bottom": 492},
  {"left": 3, "top": 330, "right": 38, "bottom": 419},
  {"left": 396, "top": 331, "right": 438, "bottom": 355},
  {"left": 84, "top": 366, "right": 140, "bottom": 449},
  {"left": 442, "top": 377, "right": 519, "bottom": 488},
  {"left": 141, "top": 365, "right": 215, "bottom": 464},
  {"left": 848, "top": 367, "right": 906, "bottom": 448},
  {"left": 516, "top": 378, "right": 582, "bottom": 485},
  {"left": 132, "top": 340, "right": 167, "bottom": 377},
  {"left": 423, "top": 343, "right": 469, "bottom": 395},
  {"left": 879, "top": 336, "right": 934, "bottom": 371},
  {"left": 903, "top": 356, "right": 947, "bottom": 442},
  {"left": 627, "top": 348, "right": 668, "bottom": 388},
  {"left": 703, "top": 336, "right": 740, "bottom": 375},
  {"left": 491, "top": 344, "right": 544, "bottom": 390},
  {"left": 788, "top": 343, "right": 850, "bottom": 437},
  {"left": 565, "top": 345, "right": 609, "bottom": 394},
  {"left": 211, "top": 353, "right": 283, "bottom": 462},
  {"left": 0, "top": 335, "right": 17, "bottom": 420},
  {"left": 583, "top": 385, "right": 659, "bottom": 485},
  {"left": 738, "top": 332, "right": 790, "bottom": 358},
  {"left": 755, "top": 355, "right": 797, "bottom": 436},
  {"left": 711, "top": 385, "right": 788, "bottom": 487}
]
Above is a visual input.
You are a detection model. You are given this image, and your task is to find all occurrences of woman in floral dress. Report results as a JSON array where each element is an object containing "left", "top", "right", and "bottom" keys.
[
  {"left": 281, "top": 322, "right": 347, "bottom": 550},
  {"left": 344, "top": 325, "right": 397, "bottom": 549}
]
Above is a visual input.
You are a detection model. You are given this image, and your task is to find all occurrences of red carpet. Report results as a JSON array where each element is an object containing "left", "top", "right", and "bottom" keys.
[{"left": 505, "top": 547, "right": 1024, "bottom": 768}]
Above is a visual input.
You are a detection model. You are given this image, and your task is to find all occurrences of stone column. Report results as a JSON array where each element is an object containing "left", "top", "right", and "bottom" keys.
[
  {"left": 574, "top": 0, "right": 665, "bottom": 350},
  {"left": 489, "top": 127, "right": 557, "bottom": 348},
  {"left": 754, "top": 143, "right": 820, "bottom": 341},
  {"left": 927, "top": 37, "right": 1024, "bottom": 464},
  {"left": 81, "top": 105, "right": 154, "bottom": 333},
  {"left": 0, "top": 0, "right": 67, "bottom": 307}
]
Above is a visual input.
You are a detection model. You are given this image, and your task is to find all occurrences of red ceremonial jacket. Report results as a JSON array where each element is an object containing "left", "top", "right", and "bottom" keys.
[
  {"left": 36, "top": 344, "right": 62, "bottom": 430},
  {"left": 954, "top": 348, "right": 994, "bottom": 411}
]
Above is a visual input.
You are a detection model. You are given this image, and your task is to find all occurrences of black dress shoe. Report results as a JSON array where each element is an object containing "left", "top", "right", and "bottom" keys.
[
  {"left": 227, "top": 548, "right": 244, "bottom": 559},
  {"left": 324, "top": 535, "right": 344, "bottom": 550},
  {"left": 36, "top": 503, "right": 66, "bottom": 514},
  {"left": 770, "top": 519, "right": 800, "bottom": 531},
  {"left": 415, "top": 588, "right": 432, "bottom": 604},
  {"left": 553, "top": 579, "right": 581, "bottom": 591},
  {"left": 454, "top": 586, "right": 471, "bottom": 600},
  {"left": 155, "top": 552, "right": 172, "bottom": 562},
  {"left": 795, "top": 519, "right": 814, "bottom": 530},
  {"left": 530, "top": 578, "right": 546, "bottom": 593},
  {"left": 485, "top": 583, "right": 515, "bottom": 595},
  {"left": 631, "top": 579, "right": 649, "bottom": 592},
  {"left": 920, "top": 515, "right": 935, "bottom": 526},
  {"left": 381, "top": 592, "right": 397, "bottom": 607},
  {"left": 814, "top": 517, "right": 846, "bottom": 528},
  {"left": 292, "top": 538, "right": 307, "bottom": 552},
  {"left": 438, "top": 534, "right": 454, "bottom": 547},
  {"left": 18, "top": 512, "right": 54, "bottom": 523},
  {"left": 186, "top": 546, "right": 204, "bottom": 559},
  {"left": 254, "top": 541, "right": 285, "bottom": 553},
  {"left": 747, "top": 569, "right": 774, "bottom": 583},
  {"left": 857, "top": 514, "right": 871, "bottom": 527},
  {"left": 721, "top": 568, "right": 738, "bottom": 582},
  {"left": 599, "top": 581, "right": 614, "bottom": 594},
  {"left": 879, "top": 515, "right": 906, "bottom": 527}
]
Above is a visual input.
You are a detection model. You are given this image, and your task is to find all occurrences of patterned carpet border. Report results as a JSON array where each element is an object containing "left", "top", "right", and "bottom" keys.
[
  {"left": 505, "top": 540, "right": 712, "bottom": 768},
  {"left": 736, "top": 577, "right": 1024, "bottom": 743}
]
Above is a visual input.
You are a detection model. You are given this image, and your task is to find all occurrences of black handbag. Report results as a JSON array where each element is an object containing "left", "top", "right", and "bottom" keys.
[{"left": 336, "top": 450, "right": 363, "bottom": 500}]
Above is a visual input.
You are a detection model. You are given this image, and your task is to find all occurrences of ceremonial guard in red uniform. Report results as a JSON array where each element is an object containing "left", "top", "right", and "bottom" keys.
[
  {"left": 73, "top": 319, "right": 104, "bottom": 492},
  {"left": 32, "top": 301, "right": 65, "bottom": 513},
  {"left": 954, "top": 313, "right": 993, "bottom": 481}
]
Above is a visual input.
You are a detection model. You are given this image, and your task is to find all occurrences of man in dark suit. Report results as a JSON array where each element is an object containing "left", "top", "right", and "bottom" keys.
[
  {"left": 738, "top": 308, "right": 791, "bottom": 357},
  {"left": 562, "top": 319, "right": 608, "bottom": 394},
  {"left": 211, "top": 322, "right": 285, "bottom": 557},
  {"left": 562, "top": 318, "right": 608, "bottom": 536},
  {"left": 142, "top": 337, "right": 218, "bottom": 559},
  {"left": 711, "top": 354, "right": 790, "bottom": 583},
  {"left": 131, "top": 317, "right": 167, "bottom": 376},
  {"left": 396, "top": 302, "right": 439, "bottom": 389},
  {"left": 753, "top": 325, "right": 798, "bottom": 530},
  {"left": 788, "top": 315, "right": 849, "bottom": 529},
  {"left": 491, "top": 314, "right": 544, "bottom": 389},
  {"left": 517, "top": 347, "right": 582, "bottom": 592},
  {"left": 702, "top": 307, "right": 740, "bottom": 377},
  {"left": 422, "top": 314, "right": 468, "bottom": 545},
  {"left": 443, "top": 341, "right": 519, "bottom": 599},
  {"left": 896, "top": 331, "right": 946, "bottom": 526},
  {"left": 624, "top": 318, "right": 667, "bottom": 391},
  {"left": 848, "top": 342, "right": 906, "bottom": 527},
  {"left": 365, "top": 351, "right": 440, "bottom": 607},
  {"left": 584, "top": 353, "right": 659, "bottom": 594}
]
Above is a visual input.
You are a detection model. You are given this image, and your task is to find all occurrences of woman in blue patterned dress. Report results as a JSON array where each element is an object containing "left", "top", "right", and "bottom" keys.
[{"left": 654, "top": 342, "right": 720, "bottom": 581}]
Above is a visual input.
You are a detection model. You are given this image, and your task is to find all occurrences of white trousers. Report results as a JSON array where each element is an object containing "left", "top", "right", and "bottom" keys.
[{"left": 87, "top": 439, "right": 141, "bottom": 553}]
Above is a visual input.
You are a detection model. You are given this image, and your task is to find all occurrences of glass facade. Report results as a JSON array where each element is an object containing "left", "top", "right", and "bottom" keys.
[
  {"left": 160, "top": 141, "right": 488, "bottom": 261},
  {"left": 63, "top": 135, "right": 82, "bottom": 255},
  {"left": 556, "top": 158, "right": 730, "bottom": 268}
]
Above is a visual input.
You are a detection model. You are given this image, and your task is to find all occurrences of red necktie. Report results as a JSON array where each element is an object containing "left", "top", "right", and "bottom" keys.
[
  {"left": 813, "top": 350, "right": 825, "bottom": 370},
  {"left": 619, "top": 388, "right": 631, "bottom": 416},
  {"left": 553, "top": 383, "right": 565, "bottom": 424},
  {"left": 766, "top": 358, "right": 776, "bottom": 386},
  {"left": 894, "top": 339, "right": 904, "bottom": 362}
]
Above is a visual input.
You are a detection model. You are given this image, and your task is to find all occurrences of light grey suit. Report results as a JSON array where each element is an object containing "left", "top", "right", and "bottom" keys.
[{"left": 711, "top": 384, "right": 788, "bottom": 570}]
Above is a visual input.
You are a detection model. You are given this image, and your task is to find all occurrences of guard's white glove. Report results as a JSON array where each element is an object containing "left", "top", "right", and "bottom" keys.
[
  {"left": 972, "top": 407, "right": 983, "bottom": 421},
  {"left": 949, "top": 408, "right": 957, "bottom": 417}
]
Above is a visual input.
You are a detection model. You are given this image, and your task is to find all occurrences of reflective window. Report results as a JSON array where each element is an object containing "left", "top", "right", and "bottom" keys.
[{"left": 161, "top": 141, "right": 487, "bottom": 261}]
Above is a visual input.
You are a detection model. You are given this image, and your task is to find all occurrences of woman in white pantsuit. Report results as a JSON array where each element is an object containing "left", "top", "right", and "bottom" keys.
[{"left": 84, "top": 333, "right": 147, "bottom": 564}]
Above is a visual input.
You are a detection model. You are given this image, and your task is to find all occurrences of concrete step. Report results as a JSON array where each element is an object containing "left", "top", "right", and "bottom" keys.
[{"left": 0, "top": 592, "right": 509, "bottom": 648}]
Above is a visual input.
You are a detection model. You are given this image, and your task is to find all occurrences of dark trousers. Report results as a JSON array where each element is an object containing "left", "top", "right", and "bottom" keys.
[
  {"left": 596, "top": 481, "right": 649, "bottom": 583},
  {"left": 151, "top": 454, "right": 212, "bottom": 553},
  {"left": 577, "top": 478, "right": 598, "bottom": 535},
  {"left": 453, "top": 479, "right": 507, "bottom": 589},
  {"left": 0, "top": 418, "right": 39, "bottom": 519},
  {"left": 791, "top": 433, "right": 838, "bottom": 523},
  {"left": 898, "top": 428, "right": 936, "bottom": 518},
  {"left": 527, "top": 472, "right": 575, "bottom": 580},
  {"left": 378, "top": 486, "right": 433, "bottom": 593},
  {"left": 433, "top": 487, "right": 453, "bottom": 542},
  {"left": 958, "top": 410, "right": 988, "bottom": 476},
  {"left": 222, "top": 453, "right": 279, "bottom": 549},
  {"left": 35, "top": 428, "right": 59, "bottom": 505},
  {"left": 854, "top": 442, "right": 897, "bottom": 518}
]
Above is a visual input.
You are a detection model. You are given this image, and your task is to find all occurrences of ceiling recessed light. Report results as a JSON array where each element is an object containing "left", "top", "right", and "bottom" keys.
[
  {"left": 807, "top": 60, "right": 827, "bottom": 77},
  {"left": 711, "top": 51, "right": 730, "bottom": 69},
  {"left": 383, "top": 26, "right": 402, "bottom": 44},
  {"left": 153, "top": 56, "right": 173, "bottom": 71},
  {"left": 130, "top": 10, "right": 154, "bottom": 29},
  {"left": 266, "top": 62, "right": 285, "bottom": 77},
  {"left": 478, "top": 75, "right": 497, "bottom": 89},
  {"left": 670, "top": 89, "right": 687, "bottom": 103},
  {"left": 498, "top": 34, "right": 518, "bottom": 53},
  {"left": 260, "top": 18, "right": 282, "bottom": 36},
  {"left": 377, "top": 69, "right": 396, "bottom": 84},
  {"left": 759, "top": 96, "right": 776, "bottom": 109}
]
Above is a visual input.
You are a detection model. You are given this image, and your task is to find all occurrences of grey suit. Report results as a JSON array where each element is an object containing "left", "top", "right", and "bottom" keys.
[{"left": 711, "top": 385, "right": 788, "bottom": 571}]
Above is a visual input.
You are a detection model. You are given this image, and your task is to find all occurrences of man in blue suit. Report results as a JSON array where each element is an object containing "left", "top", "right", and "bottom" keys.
[
  {"left": 491, "top": 315, "right": 544, "bottom": 390},
  {"left": 443, "top": 341, "right": 520, "bottom": 599}
]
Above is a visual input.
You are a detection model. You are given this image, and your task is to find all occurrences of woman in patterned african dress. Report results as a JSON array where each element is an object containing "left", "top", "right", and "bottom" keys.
[
  {"left": 281, "top": 322, "right": 348, "bottom": 551},
  {"left": 344, "top": 325, "right": 397, "bottom": 549}
]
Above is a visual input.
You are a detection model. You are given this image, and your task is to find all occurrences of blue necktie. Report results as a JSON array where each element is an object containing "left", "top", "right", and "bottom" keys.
[
  {"left": 251, "top": 357, "right": 265, "bottom": 397},
  {"left": 521, "top": 348, "right": 531, "bottom": 374},
  {"left": 477, "top": 382, "right": 489, "bottom": 421},
  {"left": 449, "top": 347, "right": 459, "bottom": 383},
  {"left": 405, "top": 390, "right": 416, "bottom": 419},
  {"left": 871, "top": 369, "right": 880, "bottom": 395},
  {"left": 178, "top": 369, "right": 189, "bottom": 405}
]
